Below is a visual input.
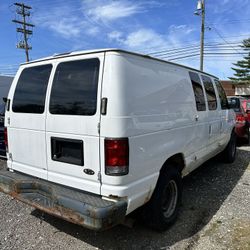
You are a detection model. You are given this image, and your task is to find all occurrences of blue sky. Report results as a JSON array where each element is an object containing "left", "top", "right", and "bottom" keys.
[{"left": 0, "top": 0, "right": 249, "bottom": 79}]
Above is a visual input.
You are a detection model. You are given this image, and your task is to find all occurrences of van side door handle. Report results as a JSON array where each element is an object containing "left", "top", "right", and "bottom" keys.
[{"left": 195, "top": 114, "right": 199, "bottom": 121}]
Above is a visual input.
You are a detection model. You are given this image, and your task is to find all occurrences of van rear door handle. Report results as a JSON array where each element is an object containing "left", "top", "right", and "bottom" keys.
[{"left": 195, "top": 115, "right": 199, "bottom": 121}]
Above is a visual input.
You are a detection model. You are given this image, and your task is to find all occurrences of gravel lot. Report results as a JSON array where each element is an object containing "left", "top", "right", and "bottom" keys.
[{"left": 0, "top": 146, "right": 249, "bottom": 250}]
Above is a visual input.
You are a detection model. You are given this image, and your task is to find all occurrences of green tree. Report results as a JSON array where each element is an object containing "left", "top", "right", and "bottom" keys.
[{"left": 229, "top": 38, "right": 250, "bottom": 84}]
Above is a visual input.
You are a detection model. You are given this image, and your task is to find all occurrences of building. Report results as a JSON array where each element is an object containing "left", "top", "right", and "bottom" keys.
[
  {"left": 221, "top": 80, "right": 250, "bottom": 97},
  {"left": 221, "top": 81, "right": 235, "bottom": 96}
]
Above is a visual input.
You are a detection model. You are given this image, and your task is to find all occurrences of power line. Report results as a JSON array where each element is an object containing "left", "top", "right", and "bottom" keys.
[
  {"left": 148, "top": 41, "right": 244, "bottom": 56},
  {"left": 205, "top": 52, "right": 249, "bottom": 55},
  {"left": 151, "top": 46, "right": 248, "bottom": 57},
  {"left": 149, "top": 44, "right": 249, "bottom": 59},
  {"left": 167, "top": 54, "right": 200, "bottom": 61},
  {"left": 207, "top": 21, "right": 243, "bottom": 56}
]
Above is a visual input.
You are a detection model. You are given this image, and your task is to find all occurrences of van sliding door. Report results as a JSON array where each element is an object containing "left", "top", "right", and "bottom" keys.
[{"left": 188, "top": 71, "right": 209, "bottom": 164}]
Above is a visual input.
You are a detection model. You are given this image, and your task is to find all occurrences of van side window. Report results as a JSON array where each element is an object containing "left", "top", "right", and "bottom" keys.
[
  {"left": 189, "top": 72, "right": 206, "bottom": 111},
  {"left": 49, "top": 58, "right": 100, "bottom": 116},
  {"left": 214, "top": 79, "right": 228, "bottom": 109},
  {"left": 12, "top": 65, "right": 52, "bottom": 113},
  {"left": 201, "top": 75, "right": 217, "bottom": 110}
]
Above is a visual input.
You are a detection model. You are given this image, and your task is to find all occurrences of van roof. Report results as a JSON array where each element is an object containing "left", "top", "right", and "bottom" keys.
[{"left": 21, "top": 48, "right": 218, "bottom": 79}]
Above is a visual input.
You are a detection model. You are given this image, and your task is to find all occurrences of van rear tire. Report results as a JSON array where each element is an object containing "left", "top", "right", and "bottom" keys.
[
  {"left": 222, "top": 132, "right": 237, "bottom": 163},
  {"left": 142, "top": 165, "right": 182, "bottom": 231}
]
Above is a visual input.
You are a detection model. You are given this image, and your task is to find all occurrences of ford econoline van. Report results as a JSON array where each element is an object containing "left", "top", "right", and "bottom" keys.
[{"left": 0, "top": 49, "right": 236, "bottom": 231}]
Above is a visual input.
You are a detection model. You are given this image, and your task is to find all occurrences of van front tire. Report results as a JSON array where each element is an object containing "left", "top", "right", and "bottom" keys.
[{"left": 142, "top": 166, "right": 182, "bottom": 232}]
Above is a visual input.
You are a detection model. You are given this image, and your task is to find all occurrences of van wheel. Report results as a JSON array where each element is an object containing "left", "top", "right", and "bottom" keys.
[
  {"left": 245, "top": 130, "right": 250, "bottom": 145},
  {"left": 142, "top": 166, "right": 182, "bottom": 231},
  {"left": 222, "top": 132, "right": 237, "bottom": 163}
]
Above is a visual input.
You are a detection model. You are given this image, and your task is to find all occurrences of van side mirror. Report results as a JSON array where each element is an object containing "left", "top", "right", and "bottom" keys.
[
  {"left": 246, "top": 109, "right": 250, "bottom": 114},
  {"left": 3, "top": 97, "right": 7, "bottom": 103}
]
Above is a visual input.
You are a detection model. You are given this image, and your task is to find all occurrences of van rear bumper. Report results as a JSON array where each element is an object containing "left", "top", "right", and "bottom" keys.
[{"left": 0, "top": 170, "right": 127, "bottom": 231}]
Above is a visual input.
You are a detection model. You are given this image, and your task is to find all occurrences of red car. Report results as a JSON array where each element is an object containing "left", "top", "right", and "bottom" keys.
[
  {"left": 228, "top": 97, "right": 249, "bottom": 144},
  {"left": 241, "top": 99, "right": 250, "bottom": 123}
]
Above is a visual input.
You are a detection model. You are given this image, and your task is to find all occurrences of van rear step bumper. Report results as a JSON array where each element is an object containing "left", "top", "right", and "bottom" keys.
[{"left": 0, "top": 170, "right": 127, "bottom": 231}]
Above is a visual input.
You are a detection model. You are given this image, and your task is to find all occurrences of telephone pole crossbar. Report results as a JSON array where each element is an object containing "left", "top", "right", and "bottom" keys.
[{"left": 12, "top": 2, "right": 34, "bottom": 62}]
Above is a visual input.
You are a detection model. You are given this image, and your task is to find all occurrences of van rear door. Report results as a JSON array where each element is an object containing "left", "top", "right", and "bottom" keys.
[
  {"left": 6, "top": 63, "right": 53, "bottom": 179},
  {"left": 46, "top": 53, "right": 104, "bottom": 194}
]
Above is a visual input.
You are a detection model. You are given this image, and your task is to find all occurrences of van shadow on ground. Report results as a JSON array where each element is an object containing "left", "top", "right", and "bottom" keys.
[{"left": 32, "top": 147, "right": 250, "bottom": 250}]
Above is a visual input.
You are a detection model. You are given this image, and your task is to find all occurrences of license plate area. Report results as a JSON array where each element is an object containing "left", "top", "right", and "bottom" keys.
[{"left": 51, "top": 137, "right": 84, "bottom": 166}]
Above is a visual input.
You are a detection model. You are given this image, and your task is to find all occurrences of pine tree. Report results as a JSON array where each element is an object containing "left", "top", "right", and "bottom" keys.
[{"left": 229, "top": 38, "right": 250, "bottom": 84}]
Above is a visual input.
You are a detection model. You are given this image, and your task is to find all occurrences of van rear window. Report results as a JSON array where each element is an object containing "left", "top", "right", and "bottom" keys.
[
  {"left": 12, "top": 65, "right": 52, "bottom": 113},
  {"left": 49, "top": 58, "right": 100, "bottom": 116}
]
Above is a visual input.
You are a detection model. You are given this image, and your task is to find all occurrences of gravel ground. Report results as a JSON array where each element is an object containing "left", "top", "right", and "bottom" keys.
[{"left": 0, "top": 146, "right": 249, "bottom": 250}]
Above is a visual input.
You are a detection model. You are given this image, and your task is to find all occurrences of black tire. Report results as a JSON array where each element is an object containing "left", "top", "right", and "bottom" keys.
[
  {"left": 142, "top": 166, "right": 182, "bottom": 232},
  {"left": 222, "top": 131, "right": 237, "bottom": 163},
  {"left": 245, "top": 129, "right": 250, "bottom": 145}
]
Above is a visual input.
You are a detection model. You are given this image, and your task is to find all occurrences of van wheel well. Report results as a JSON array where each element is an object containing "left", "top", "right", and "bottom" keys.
[{"left": 160, "top": 154, "right": 185, "bottom": 175}]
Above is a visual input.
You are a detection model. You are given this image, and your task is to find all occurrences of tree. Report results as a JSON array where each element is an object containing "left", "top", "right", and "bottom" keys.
[{"left": 229, "top": 38, "right": 250, "bottom": 84}]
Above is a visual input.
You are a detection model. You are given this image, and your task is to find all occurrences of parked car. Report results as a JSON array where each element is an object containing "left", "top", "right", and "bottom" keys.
[
  {"left": 0, "top": 103, "right": 6, "bottom": 158},
  {"left": 241, "top": 98, "right": 250, "bottom": 123},
  {"left": 0, "top": 49, "right": 236, "bottom": 231},
  {"left": 228, "top": 97, "right": 249, "bottom": 143}
]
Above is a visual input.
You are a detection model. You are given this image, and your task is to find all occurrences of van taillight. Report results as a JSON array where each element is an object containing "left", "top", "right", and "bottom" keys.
[
  {"left": 4, "top": 127, "right": 8, "bottom": 152},
  {"left": 105, "top": 138, "right": 129, "bottom": 176}
]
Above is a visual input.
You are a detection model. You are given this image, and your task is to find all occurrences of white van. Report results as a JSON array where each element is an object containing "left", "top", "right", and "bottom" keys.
[{"left": 0, "top": 49, "right": 236, "bottom": 231}]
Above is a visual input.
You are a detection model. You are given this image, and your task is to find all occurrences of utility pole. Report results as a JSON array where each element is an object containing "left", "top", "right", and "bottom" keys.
[
  {"left": 195, "top": 0, "right": 205, "bottom": 71},
  {"left": 200, "top": 0, "right": 205, "bottom": 71},
  {"left": 12, "top": 2, "right": 34, "bottom": 62}
]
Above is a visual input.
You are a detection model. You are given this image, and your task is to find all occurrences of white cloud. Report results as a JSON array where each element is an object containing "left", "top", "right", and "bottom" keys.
[
  {"left": 34, "top": 1, "right": 147, "bottom": 41},
  {"left": 83, "top": 0, "right": 142, "bottom": 22},
  {"left": 123, "top": 29, "right": 166, "bottom": 51},
  {"left": 169, "top": 25, "right": 195, "bottom": 36},
  {"left": 107, "top": 24, "right": 197, "bottom": 54},
  {"left": 108, "top": 31, "right": 123, "bottom": 42},
  {"left": 50, "top": 18, "right": 83, "bottom": 39},
  {"left": 107, "top": 29, "right": 168, "bottom": 52},
  {"left": 34, "top": 9, "right": 88, "bottom": 39},
  {"left": 86, "top": 26, "right": 100, "bottom": 36}
]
